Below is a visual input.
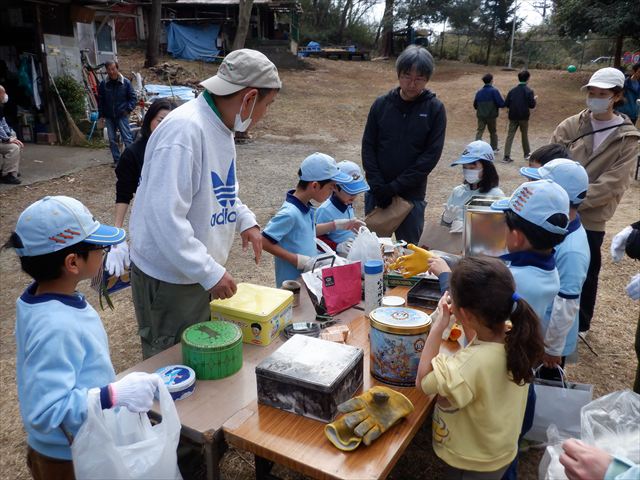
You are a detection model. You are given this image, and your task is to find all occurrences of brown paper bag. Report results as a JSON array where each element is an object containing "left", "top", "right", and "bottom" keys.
[{"left": 364, "top": 196, "right": 414, "bottom": 237}]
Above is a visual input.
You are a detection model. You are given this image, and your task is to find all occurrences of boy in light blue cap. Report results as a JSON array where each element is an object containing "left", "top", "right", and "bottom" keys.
[
  {"left": 6, "top": 196, "right": 159, "bottom": 474},
  {"left": 519, "top": 159, "right": 590, "bottom": 380},
  {"left": 316, "top": 160, "right": 368, "bottom": 255},
  {"left": 262, "top": 153, "right": 361, "bottom": 286}
]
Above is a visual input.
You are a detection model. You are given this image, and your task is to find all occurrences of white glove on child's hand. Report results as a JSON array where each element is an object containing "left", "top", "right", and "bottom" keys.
[
  {"left": 334, "top": 218, "right": 365, "bottom": 233},
  {"left": 110, "top": 372, "right": 160, "bottom": 413},
  {"left": 336, "top": 240, "right": 353, "bottom": 257},
  {"left": 611, "top": 226, "right": 633, "bottom": 263},
  {"left": 442, "top": 205, "right": 461, "bottom": 227},
  {"left": 105, "top": 241, "right": 130, "bottom": 277},
  {"left": 626, "top": 274, "right": 640, "bottom": 301},
  {"left": 296, "top": 254, "right": 311, "bottom": 270}
]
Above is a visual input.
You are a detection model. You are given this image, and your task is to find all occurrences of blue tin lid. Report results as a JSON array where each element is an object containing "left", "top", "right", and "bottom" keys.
[
  {"left": 155, "top": 364, "right": 196, "bottom": 393},
  {"left": 364, "top": 259, "right": 384, "bottom": 274}
]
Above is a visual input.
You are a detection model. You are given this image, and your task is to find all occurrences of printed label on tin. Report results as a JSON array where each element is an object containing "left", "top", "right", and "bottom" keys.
[{"left": 370, "top": 328, "right": 426, "bottom": 386}]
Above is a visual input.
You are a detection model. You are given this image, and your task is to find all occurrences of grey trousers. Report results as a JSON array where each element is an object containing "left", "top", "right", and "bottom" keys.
[
  {"left": 0, "top": 142, "right": 21, "bottom": 175},
  {"left": 131, "top": 263, "right": 211, "bottom": 359}
]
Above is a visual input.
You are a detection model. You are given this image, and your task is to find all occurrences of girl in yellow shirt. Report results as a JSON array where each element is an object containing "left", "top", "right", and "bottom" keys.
[{"left": 416, "top": 256, "right": 544, "bottom": 478}]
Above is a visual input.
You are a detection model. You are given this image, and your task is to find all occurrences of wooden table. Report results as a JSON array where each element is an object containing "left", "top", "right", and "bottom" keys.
[
  {"left": 119, "top": 285, "right": 364, "bottom": 480},
  {"left": 223, "top": 289, "right": 451, "bottom": 480}
]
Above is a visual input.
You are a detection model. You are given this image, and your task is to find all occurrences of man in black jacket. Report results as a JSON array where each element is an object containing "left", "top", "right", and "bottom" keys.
[
  {"left": 98, "top": 61, "right": 136, "bottom": 166},
  {"left": 503, "top": 70, "right": 536, "bottom": 163},
  {"left": 362, "top": 45, "right": 447, "bottom": 243}
]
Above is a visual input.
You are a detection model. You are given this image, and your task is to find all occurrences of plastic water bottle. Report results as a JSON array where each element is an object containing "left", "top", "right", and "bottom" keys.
[{"left": 364, "top": 260, "right": 384, "bottom": 317}]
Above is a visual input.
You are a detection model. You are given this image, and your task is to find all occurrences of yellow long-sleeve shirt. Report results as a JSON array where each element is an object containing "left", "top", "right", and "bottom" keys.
[{"left": 421, "top": 339, "right": 528, "bottom": 472}]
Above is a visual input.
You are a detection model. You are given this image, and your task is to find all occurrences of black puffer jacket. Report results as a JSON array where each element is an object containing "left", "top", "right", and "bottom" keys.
[
  {"left": 362, "top": 87, "right": 447, "bottom": 200},
  {"left": 98, "top": 75, "right": 137, "bottom": 119}
]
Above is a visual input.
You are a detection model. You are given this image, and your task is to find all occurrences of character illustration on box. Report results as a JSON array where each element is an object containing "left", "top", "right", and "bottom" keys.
[
  {"left": 270, "top": 316, "right": 280, "bottom": 340},
  {"left": 251, "top": 322, "right": 262, "bottom": 344},
  {"left": 373, "top": 337, "right": 413, "bottom": 381},
  {"left": 163, "top": 366, "right": 190, "bottom": 385}
]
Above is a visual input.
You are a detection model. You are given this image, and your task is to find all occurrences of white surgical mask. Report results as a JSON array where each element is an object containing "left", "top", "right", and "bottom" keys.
[
  {"left": 234, "top": 95, "right": 257, "bottom": 132},
  {"left": 463, "top": 168, "right": 482, "bottom": 185},
  {"left": 1, "top": 94, "right": 8, "bottom": 104},
  {"left": 586, "top": 96, "right": 612, "bottom": 114}
]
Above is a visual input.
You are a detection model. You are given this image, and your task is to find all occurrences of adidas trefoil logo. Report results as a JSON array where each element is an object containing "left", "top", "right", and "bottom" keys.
[{"left": 210, "top": 162, "right": 238, "bottom": 226}]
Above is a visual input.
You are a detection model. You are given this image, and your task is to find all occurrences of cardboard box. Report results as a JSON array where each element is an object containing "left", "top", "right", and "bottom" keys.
[{"left": 36, "top": 132, "right": 57, "bottom": 145}]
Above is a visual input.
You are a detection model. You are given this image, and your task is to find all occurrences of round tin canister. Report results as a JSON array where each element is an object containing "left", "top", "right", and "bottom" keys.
[
  {"left": 369, "top": 307, "right": 432, "bottom": 386},
  {"left": 182, "top": 321, "right": 243, "bottom": 380},
  {"left": 155, "top": 364, "right": 196, "bottom": 401}
]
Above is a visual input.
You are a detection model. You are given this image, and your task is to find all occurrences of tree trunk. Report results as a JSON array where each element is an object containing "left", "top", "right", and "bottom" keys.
[
  {"left": 485, "top": 17, "right": 496, "bottom": 65},
  {"left": 232, "top": 0, "right": 255, "bottom": 51},
  {"left": 613, "top": 35, "right": 623, "bottom": 68},
  {"left": 144, "top": 0, "right": 162, "bottom": 68},
  {"left": 380, "top": 0, "right": 394, "bottom": 57},
  {"left": 337, "top": 0, "right": 353, "bottom": 43}
]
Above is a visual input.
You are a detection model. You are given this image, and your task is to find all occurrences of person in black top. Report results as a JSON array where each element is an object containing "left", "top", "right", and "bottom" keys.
[
  {"left": 503, "top": 70, "right": 537, "bottom": 163},
  {"left": 362, "top": 45, "right": 447, "bottom": 244},
  {"left": 105, "top": 98, "right": 176, "bottom": 276}
]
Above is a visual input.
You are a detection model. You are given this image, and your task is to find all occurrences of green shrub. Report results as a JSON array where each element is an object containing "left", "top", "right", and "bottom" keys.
[{"left": 53, "top": 75, "right": 86, "bottom": 124}]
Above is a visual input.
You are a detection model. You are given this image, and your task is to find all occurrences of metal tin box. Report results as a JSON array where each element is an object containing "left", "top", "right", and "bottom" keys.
[
  {"left": 369, "top": 307, "right": 431, "bottom": 386},
  {"left": 210, "top": 283, "right": 293, "bottom": 346},
  {"left": 406, "top": 278, "right": 442, "bottom": 311},
  {"left": 255, "top": 334, "right": 364, "bottom": 422},
  {"left": 182, "top": 321, "right": 243, "bottom": 379},
  {"left": 463, "top": 196, "right": 509, "bottom": 257}
]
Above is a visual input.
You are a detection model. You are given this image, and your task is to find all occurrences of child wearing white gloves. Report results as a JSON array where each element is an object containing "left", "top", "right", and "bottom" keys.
[
  {"left": 316, "top": 160, "right": 368, "bottom": 256},
  {"left": 5, "top": 196, "right": 159, "bottom": 478}
]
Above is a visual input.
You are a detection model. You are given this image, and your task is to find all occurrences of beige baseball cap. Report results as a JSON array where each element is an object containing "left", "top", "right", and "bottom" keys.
[{"left": 200, "top": 49, "right": 282, "bottom": 95}]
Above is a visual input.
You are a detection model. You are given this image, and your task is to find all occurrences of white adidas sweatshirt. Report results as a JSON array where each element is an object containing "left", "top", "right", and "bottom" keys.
[{"left": 129, "top": 94, "right": 257, "bottom": 290}]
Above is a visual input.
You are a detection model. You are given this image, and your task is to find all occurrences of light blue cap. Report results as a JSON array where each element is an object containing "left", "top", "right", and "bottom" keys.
[
  {"left": 337, "top": 160, "right": 370, "bottom": 194},
  {"left": 15, "top": 196, "right": 126, "bottom": 257},
  {"left": 491, "top": 180, "right": 570, "bottom": 234},
  {"left": 519, "top": 158, "right": 589, "bottom": 205},
  {"left": 451, "top": 140, "right": 495, "bottom": 166},
  {"left": 299, "top": 152, "right": 352, "bottom": 183}
]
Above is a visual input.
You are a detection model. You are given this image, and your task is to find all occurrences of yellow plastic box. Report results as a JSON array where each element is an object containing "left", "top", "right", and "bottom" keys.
[{"left": 210, "top": 283, "right": 294, "bottom": 346}]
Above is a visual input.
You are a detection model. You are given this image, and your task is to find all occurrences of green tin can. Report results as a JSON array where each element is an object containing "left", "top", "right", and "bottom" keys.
[{"left": 181, "top": 321, "right": 243, "bottom": 380}]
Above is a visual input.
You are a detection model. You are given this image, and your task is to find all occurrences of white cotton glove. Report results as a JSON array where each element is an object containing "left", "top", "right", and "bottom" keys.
[
  {"left": 336, "top": 240, "right": 353, "bottom": 257},
  {"left": 334, "top": 218, "right": 366, "bottom": 233},
  {"left": 296, "top": 254, "right": 311, "bottom": 270},
  {"left": 442, "top": 205, "right": 462, "bottom": 227},
  {"left": 110, "top": 372, "right": 160, "bottom": 413},
  {"left": 626, "top": 274, "right": 640, "bottom": 301},
  {"left": 611, "top": 226, "right": 633, "bottom": 263},
  {"left": 104, "top": 241, "right": 130, "bottom": 277}
]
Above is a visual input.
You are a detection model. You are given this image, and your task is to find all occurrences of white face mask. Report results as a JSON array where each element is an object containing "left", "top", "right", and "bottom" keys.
[
  {"left": 1, "top": 94, "right": 8, "bottom": 104},
  {"left": 463, "top": 168, "right": 482, "bottom": 185},
  {"left": 234, "top": 94, "right": 257, "bottom": 132},
  {"left": 586, "top": 96, "right": 612, "bottom": 114}
]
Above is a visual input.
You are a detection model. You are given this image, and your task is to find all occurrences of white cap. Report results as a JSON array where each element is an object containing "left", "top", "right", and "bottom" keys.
[
  {"left": 519, "top": 158, "right": 589, "bottom": 206},
  {"left": 200, "top": 49, "right": 282, "bottom": 96},
  {"left": 581, "top": 67, "right": 624, "bottom": 90}
]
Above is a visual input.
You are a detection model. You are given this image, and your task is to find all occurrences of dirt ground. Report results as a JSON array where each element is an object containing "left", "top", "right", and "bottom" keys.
[{"left": 1, "top": 51, "right": 638, "bottom": 480}]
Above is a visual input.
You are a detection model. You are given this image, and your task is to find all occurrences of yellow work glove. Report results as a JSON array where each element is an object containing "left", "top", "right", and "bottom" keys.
[
  {"left": 324, "top": 416, "right": 362, "bottom": 451},
  {"left": 389, "top": 244, "right": 437, "bottom": 278},
  {"left": 337, "top": 386, "right": 414, "bottom": 446}
]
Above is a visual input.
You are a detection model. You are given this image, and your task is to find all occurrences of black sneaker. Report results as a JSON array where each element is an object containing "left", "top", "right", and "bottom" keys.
[
  {"left": 501, "top": 156, "right": 513, "bottom": 163},
  {"left": 1, "top": 173, "right": 21, "bottom": 184},
  {"left": 493, "top": 147, "right": 500, "bottom": 153},
  {"left": 524, "top": 154, "right": 531, "bottom": 161}
]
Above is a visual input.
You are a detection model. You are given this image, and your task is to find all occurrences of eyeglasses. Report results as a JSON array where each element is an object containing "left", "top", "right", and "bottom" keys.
[
  {"left": 89, "top": 245, "right": 111, "bottom": 254},
  {"left": 399, "top": 73, "right": 428, "bottom": 86}
]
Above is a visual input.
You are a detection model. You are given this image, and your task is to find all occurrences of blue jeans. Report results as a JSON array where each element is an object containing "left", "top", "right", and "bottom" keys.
[
  {"left": 365, "top": 193, "right": 426, "bottom": 244},
  {"left": 105, "top": 116, "right": 133, "bottom": 164}
]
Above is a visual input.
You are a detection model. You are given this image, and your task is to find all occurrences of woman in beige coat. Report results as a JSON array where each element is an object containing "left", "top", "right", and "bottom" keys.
[{"left": 551, "top": 67, "right": 640, "bottom": 334}]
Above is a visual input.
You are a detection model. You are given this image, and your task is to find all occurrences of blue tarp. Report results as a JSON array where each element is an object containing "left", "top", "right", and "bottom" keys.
[
  {"left": 166, "top": 22, "right": 220, "bottom": 62},
  {"left": 145, "top": 84, "right": 196, "bottom": 101}
]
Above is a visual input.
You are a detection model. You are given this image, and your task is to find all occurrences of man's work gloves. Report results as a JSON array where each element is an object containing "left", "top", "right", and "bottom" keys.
[
  {"left": 389, "top": 243, "right": 437, "bottom": 278},
  {"left": 325, "top": 386, "right": 414, "bottom": 451}
]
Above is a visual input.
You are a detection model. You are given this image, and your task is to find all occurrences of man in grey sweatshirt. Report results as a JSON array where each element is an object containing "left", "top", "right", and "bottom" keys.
[{"left": 128, "top": 49, "right": 281, "bottom": 358}]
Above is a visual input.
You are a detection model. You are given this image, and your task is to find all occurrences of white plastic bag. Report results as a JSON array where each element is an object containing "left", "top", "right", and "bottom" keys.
[
  {"left": 72, "top": 381, "right": 182, "bottom": 479},
  {"left": 347, "top": 226, "right": 383, "bottom": 274}
]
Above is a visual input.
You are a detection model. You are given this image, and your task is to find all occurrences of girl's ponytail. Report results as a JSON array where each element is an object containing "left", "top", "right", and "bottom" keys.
[{"left": 506, "top": 295, "right": 544, "bottom": 384}]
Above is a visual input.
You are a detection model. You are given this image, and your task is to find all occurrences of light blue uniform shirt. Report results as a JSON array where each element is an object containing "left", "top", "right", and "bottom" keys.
[
  {"left": 501, "top": 251, "right": 560, "bottom": 321},
  {"left": 315, "top": 193, "right": 355, "bottom": 244},
  {"left": 544, "top": 217, "right": 590, "bottom": 356},
  {"left": 15, "top": 284, "right": 115, "bottom": 460},
  {"left": 263, "top": 190, "right": 317, "bottom": 287}
]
